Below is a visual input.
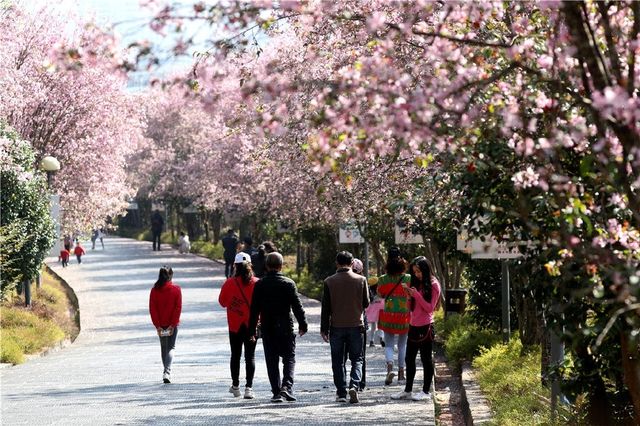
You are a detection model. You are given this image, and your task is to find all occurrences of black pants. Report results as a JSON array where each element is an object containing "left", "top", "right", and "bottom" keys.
[
  {"left": 76, "top": 255, "right": 82, "bottom": 264},
  {"left": 152, "top": 231, "right": 161, "bottom": 251},
  {"left": 262, "top": 332, "right": 296, "bottom": 396},
  {"left": 229, "top": 325, "right": 257, "bottom": 388},
  {"left": 405, "top": 325, "right": 434, "bottom": 393},
  {"left": 224, "top": 260, "right": 234, "bottom": 279}
]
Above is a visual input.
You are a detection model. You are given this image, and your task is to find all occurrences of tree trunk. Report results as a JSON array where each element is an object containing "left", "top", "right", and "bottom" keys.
[
  {"left": 211, "top": 209, "right": 221, "bottom": 244},
  {"left": 621, "top": 331, "right": 640, "bottom": 424}
]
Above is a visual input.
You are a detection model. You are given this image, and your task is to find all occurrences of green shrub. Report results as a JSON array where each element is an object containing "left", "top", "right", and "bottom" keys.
[
  {"left": 438, "top": 313, "right": 500, "bottom": 366},
  {"left": 473, "top": 338, "right": 556, "bottom": 426},
  {"left": 0, "top": 123, "right": 55, "bottom": 299},
  {"left": 0, "top": 307, "right": 64, "bottom": 363},
  {"left": 284, "top": 266, "right": 323, "bottom": 301},
  {"left": 0, "top": 336, "right": 23, "bottom": 364},
  {"left": 191, "top": 240, "right": 224, "bottom": 260}
]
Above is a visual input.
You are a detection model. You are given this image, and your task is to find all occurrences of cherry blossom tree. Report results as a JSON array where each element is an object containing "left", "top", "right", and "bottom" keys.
[
  {"left": 137, "top": 1, "right": 640, "bottom": 421},
  {"left": 0, "top": 4, "right": 145, "bottom": 233}
]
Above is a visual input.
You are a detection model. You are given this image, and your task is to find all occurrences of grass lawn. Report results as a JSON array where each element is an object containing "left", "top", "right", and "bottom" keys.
[{"left": 1, "top": 268, "right": 79, "bottom": 364}]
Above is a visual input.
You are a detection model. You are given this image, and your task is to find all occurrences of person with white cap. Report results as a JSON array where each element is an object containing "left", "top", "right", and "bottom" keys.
[{"left": 218, "top": 251, "right": 259, "bottom": 399}]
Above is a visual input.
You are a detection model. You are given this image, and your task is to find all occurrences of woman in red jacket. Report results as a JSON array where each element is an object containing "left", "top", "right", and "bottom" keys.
[
  {"left": 218, "top": 252, "right": 258, "bottom": 399},
  {"left": 149, "top": 266, "right": 182, "bottom": 384}
]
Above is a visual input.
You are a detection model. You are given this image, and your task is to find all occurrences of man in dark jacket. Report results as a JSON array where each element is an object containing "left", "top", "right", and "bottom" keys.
[
  {"left": 320, "top": 251, "right": 369, "bottom": 404},
  {"left": 221, "top": 229, "right": 239, "bottom": 278},
  {"left": 151, "top": 210, "right": 164, "bottom": 251},
  {"left": 249, "top": 252, "right": 308, "bottom": 403}
]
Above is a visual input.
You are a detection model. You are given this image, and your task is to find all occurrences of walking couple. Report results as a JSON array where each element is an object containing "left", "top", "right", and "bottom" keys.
[{"left": 219, "top": 251, "right": 308, "bottom": 403}]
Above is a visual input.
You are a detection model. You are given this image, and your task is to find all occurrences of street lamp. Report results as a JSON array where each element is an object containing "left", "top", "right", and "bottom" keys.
[
  {"left": 40, "top": 155, "right": 60, "bottom": 187},
  {"left": 39, "top": 156, "right": 62, "bottom": 296}
]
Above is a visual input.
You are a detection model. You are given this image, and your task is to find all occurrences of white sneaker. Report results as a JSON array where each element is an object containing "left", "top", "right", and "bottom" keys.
[
  {"left": 244, "top": 387, "right": 254, "bottom": 399},
  {"left": 391, "top": 390, "right": 412, "bottom": 400},
  {"left": 412, "top": 391, "right": 432, "bottom": 401},
  {"left": 229, "top": 385, "right": 241, "bottom": 397}
]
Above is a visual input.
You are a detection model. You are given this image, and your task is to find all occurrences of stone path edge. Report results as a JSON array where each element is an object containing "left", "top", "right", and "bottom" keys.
[
  {"left": 0, "top": 265, "right": 80, "bottom": 369},
  {"left": 461, "top": 360, "right": 493, "bottom": 425}
]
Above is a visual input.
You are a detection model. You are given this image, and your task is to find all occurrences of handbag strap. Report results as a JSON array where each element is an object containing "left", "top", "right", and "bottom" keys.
[
  {"left": 234, "top": 277, "right": 251, "bottom": 307},
  {"left": 384, "top": 275, "right": 405, "bottom": 301}
]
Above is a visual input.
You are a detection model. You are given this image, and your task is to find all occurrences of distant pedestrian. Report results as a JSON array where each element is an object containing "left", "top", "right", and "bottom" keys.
[
  {"left": 74, "top": 242, "right": 86, "bottom": 264},
  {"left": 98, "top": 227, "right": 105, "bottom": 249},
  {"left": 59, "top": 248, "right": 70, "bottom": 267},
  {"left": 149, "top": 266, "right": 182, "bottom": 384},
  {"left": 320, "top": 251, "right": 369, "bottom": 403},
  {"left": 178, "top": 232, "right": 191, "bottom": 254},
  {"left": 151, "top": 210, "right": 164, "bottom": 251},
  {"left": 251, "top": 241, "right": 277, "bottom": 279},
  {"left": 392, "top": 256, "right": 441, "bottom": 401},
  {"left": 365, "top": 276, "right": 385, "bottom": 347},
  {"left": 91, "top": 228, "right": 99, "bottom": 250},
  {"left": 249, "top": 252, "right": 308, "bottom": 403},
  {"left": 242, "top": 237, "right": 257, "bottom": 257},
  {"left": 63, "top": 234, "right": 72, "bottom": 252},
  {"left": 219, "top": 252, "right": 258, "bottom": 400},
  {"left": 222, "top": 229, "right": 239, "bottom": 278},
  {"left": 377, "top": 246, "right": 411, "bottom": 385},
  {"left": 351, "top": 258, "right": 369, "bottom": 391}
]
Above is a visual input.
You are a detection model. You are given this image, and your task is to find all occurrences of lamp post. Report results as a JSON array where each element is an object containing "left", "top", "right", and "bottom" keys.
[
  {"left": 40, "top": 156, "right": 60, "bottom": 187},
  {"left": 37, "top": 156, "right": 61, "bottom": 301}
]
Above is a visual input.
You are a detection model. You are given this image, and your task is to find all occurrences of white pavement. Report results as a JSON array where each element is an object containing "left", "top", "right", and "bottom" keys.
[{"left": 1, "top": 237, "right": 435, "bottom": 425}]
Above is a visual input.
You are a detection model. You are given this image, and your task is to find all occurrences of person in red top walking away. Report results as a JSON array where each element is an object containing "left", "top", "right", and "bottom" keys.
[
  {"left": 149, "top": 266, "right": 182, "bottom": 383},
  {"left": 219, "top": 252, "right": 258, "bottom": 400},
  {"left": 58, "top": 248, "right": 70, "bottom": 267},
  {"left": 73, "top": 242, "right": 85, "bottom": 264}
]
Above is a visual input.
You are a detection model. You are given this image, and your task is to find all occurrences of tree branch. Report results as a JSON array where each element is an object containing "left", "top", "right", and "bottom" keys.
[{"left": 596, "top": 1, "right": 623, "bottom": 83}]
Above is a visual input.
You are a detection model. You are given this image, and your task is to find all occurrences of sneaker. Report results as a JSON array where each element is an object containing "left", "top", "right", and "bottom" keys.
[
  {"left": 391, "top": 390, "right": 412, "bottom": 400},
  {"left": 369, "top": 340, "right": 375, "bottom": 347},
  {"left": 335, "top": 396, "right": 347, "bottom": 403},
  {"left": 229, "top": 385, "right": 241, "bottom": 398},
  {"left": 244, "top": 387, "right": 255, "bottom": 399},
  {"left": 280, "top": 388, "right": 297, "bottom": 402},
  {"left": 270, "top": 394, "right": 284, "bottom": 403},
  {"left": 380, "top": 338, "right": 385, "bottom": 348},
  {"left": 412, "top": 391, "right": 432, "bottom": 401},
  {"left": 162, "top": 373, "right": 171, "bottom": 384},
  {"left": 348, "top": 388, "right": 359, "bottom": 404}
]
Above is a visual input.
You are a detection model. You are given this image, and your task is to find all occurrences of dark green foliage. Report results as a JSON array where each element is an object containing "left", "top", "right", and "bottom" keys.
[
  {"left": 0, "top": 123, "right": 55, "bottom": 298},
  {"left": 466, "top": 259, "right": 518, "bottom": 330}
]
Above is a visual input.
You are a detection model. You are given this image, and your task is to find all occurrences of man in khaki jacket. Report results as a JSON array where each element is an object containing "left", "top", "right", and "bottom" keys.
[{"left": 320, "top": 251, "right": 369, "bottom": 403}]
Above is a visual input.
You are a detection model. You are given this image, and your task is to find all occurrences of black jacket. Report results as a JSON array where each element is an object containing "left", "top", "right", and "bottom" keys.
[
  {"left": 221, "top": 234, "right": 238, "bottom": 260},
  {"left": 249, "top": 271, "right": 308, "bottom": 336}
]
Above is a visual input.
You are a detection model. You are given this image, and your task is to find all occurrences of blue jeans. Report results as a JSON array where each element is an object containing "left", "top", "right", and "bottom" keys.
[
  {"left": 330, "top": 326, "right": 363, "bottom": 397},
  {"left": 384, "top": 332, "right": 408, "bottom": 368}
]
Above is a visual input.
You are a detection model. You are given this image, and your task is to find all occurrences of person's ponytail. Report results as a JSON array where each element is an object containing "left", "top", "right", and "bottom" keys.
[{"left": 154, "top": 266, "right": 173, "bottom": 289}]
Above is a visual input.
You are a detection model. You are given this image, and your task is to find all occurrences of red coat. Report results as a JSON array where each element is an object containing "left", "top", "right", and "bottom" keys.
[
  {"left": 149, "top": 282, "right": 182, "bottom": 328},
  {"left": 59, "top": 249, "right": 70, "bottom": 260},
  {"left": 74, "top": 246, "right": 85, "bottom": 256},
  {"left": 218, "top": 276, "right": 258, "bottom": 333}
]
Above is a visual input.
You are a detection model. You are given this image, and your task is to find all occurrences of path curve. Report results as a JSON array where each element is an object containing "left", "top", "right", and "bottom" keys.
[{"left": 1, "top": 237, "right": 434, "bottom": 425}]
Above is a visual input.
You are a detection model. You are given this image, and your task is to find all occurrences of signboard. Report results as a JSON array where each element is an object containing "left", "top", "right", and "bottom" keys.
[
  {"left": 182, "top": 205, "right": 198, "bottom": 214},
  {"left": 457, "top": 228, "right": 530, "bottom": 259},
  {"left": 339, "top": 221, "right": 364, "bottom": 243},
  {"left": 127, "top": 202, "right": 139, "bottom": 210},
  {"left": 394, "top": 218, "right": 424, "bottom": 244},
  {"left": 151, "top": 202, "right": 165, "bottom": 211}
]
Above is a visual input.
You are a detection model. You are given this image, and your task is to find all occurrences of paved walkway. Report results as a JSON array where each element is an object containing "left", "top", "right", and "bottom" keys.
[{"left": 1, "top": 237, "right": 435, "bottom": 425}]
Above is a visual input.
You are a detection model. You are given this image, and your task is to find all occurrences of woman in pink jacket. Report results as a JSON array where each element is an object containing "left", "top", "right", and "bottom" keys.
[{"left": 391, "top": 256, "right": 441, "bottom": 401}]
